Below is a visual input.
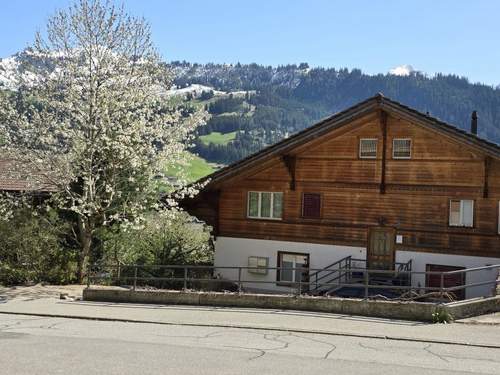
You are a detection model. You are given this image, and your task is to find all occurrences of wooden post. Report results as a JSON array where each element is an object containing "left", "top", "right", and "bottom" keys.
[{"left": 283, "top": 155, "right": 297, "bottom": 191}]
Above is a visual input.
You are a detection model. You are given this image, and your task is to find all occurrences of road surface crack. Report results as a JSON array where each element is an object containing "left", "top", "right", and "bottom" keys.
[
  {"left": 222, "top": 345, "right": 267, "bottom": 361},
  {"left": 423, "top": 344, "right": 449, "bottom": 363},
  {"left": 289, "top": 333, "right": 337, "bottom": 359}
]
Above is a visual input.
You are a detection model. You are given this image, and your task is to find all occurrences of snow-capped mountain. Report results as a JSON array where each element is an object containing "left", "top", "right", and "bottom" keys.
[
  {"left": 0, "top": 49, "right": 61, "bottom": 89},
  {"left": 3, "top": 49, "right": 500, "bottom": 161},
  {"left": 389, "top": 64, "right": 416, "bottom": 76}
]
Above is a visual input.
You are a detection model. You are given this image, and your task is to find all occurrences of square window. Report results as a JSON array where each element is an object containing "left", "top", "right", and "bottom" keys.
[
  {"left": 393, "top": 139, "right": 412, "bottom": 159},
  {"left": 302, "top": 193, "right": 321, "bottom": 219},
  {"left": 248, "top": 256, "right": 269, "bottom": 275},
  {"left": 277, "top": 252, "right": 309, "bottom": 283},
  {"left": 359, "top": 139, "right": 377, "bottom": 159}
]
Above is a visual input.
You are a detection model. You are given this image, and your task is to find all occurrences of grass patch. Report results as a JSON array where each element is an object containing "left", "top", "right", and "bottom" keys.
[
  {"left": 164, "top": 152, "right": 215, "bottom": 185},
  {"left": 200, "top": 131, "right": 237, "bottom": 146},
  {"left": 185, "top": 153, "right": 216, "bottom": 181}
]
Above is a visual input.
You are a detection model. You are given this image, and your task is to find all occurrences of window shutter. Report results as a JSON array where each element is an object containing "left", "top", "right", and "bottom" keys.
[{"left": 303, "top": 193, "right": 321, "bottom": 218}]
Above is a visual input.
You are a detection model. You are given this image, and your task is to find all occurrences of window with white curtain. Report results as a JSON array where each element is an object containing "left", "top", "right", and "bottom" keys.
[
  {"left": 449, "top": 199, "right": 474, "bottom": 227},
  {"left": 247, "top": 191, "right": 283, "bottom": 219}
]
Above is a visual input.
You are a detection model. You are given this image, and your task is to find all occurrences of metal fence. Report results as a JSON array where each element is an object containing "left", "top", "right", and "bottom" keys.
[{"left": 87, "top": 263, "right": 500, "bottom": 301}]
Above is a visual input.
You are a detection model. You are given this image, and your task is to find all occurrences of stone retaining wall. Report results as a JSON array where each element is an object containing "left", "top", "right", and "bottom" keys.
[{"left": 83, "top": 288, "right": 500, "bottom": 322}]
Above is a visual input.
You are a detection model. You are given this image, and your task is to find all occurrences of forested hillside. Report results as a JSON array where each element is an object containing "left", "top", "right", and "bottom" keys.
[
  {"left": 170, "top": 62, "right": 500, "bottom": 165},
  {"left": 2, "top": 52, "right": 500, "bottom": 166}
]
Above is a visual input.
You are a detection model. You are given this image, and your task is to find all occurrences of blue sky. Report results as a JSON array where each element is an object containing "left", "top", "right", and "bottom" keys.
[{"left": 1, "top": 0, "right": 499, "bottom": 86}]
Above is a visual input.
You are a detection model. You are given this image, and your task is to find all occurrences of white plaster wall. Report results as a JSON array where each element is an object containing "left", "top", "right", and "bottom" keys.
[
  {"left": 214, "top": 237, "right": 500, "bottom": 298},
  {"left": 396, "top": 251, "right": 500, "bottom": 299},
  {"left": 214, "top": 236, "right": 365, "bottom": 293}
]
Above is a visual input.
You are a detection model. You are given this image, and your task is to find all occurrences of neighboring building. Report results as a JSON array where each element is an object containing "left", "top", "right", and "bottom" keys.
[
  {"left": 0, "top": 159, "right": 56, "bottom": 193},
  {"left": 182, "top": 94, "right": 500, "bottom": 299}
]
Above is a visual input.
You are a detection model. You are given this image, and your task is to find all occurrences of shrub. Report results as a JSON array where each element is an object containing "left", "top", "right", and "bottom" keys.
[
  {"left": 95, "top": 211, "right": 213, "bottom": 289},
  {"left": 99, "top": 211, "right": 213, "bottom": 266},
  {"left": 0, "top": 209, "right": 77, "bottom": 285},
  {"left": 432, "top": 307, "right": 454, "bottom": 324}
]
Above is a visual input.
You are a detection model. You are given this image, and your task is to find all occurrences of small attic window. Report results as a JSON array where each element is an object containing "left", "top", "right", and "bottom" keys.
[
  {"left": 359, "top": 139, "right": 377, "bottom": 159},
  {"left": 393, "top": 139, "right": 412, "bottom": 159}
]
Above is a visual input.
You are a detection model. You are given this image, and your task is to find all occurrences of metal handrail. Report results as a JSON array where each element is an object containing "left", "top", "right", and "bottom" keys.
[
  {"left": 87, "top": 263, "right": 500, "bottom": 301},
  {"left": 308, "top": 256, "right": 352, "bottom": 293},
  {"left": 308, "top": 255, "right": 352, "bottom": 280}
]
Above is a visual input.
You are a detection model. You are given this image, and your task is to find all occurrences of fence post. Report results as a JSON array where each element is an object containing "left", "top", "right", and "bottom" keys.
[
  {"left": 298, "top": 269, "right": 302, "bottom": 297},
  {"left": 364, "top": 270, "right": 369, "bottom": 298},
  {"left": 440, "top": 273, "right": 444, "bottom": 299},
  {"left": 86, "top": 264, "right": 91, "bottom": 288},
  {"left": 183, "top": 267, "right": 188, "bottom": 291},
  {"left": 133, "top": 265, "right": 138, "bottom": 291},
  {"left": 238, "top": 267, "right": 242, "bottom": 293},
  {"left": 117, "top": 263, "right": 121, "bottom": 286}
]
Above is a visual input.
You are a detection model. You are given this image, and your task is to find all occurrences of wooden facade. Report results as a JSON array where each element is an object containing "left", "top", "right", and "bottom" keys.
[{"left": 183, "top": 95, "right": 500, "bottom": 260}]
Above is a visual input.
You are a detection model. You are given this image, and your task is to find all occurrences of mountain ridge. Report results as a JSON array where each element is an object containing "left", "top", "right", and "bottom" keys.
[{"left": 2, "top": 50, "right": 500, "bottom": 166}]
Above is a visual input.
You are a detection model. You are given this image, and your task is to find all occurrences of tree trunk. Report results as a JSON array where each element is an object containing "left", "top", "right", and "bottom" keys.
[{"left": 76, "top": 217, "right": 93, "bottom": 284}]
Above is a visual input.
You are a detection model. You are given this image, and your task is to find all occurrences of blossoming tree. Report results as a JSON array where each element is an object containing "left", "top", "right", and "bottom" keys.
[{"left": 0, "top": 0, "right": 205, "bottom": 282}]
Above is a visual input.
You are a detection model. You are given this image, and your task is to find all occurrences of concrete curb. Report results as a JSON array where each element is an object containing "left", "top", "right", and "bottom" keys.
[
  {"left": 455, "top": 320, "right": 500, "bottom": 326},
  {"left": 1, "top": 310, "right": 499, "bottom": 349}
]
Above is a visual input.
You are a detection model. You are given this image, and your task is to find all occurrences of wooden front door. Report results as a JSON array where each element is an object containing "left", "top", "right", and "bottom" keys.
[{"left": 367, "top": 228, "right": 395, "bottom": 270}]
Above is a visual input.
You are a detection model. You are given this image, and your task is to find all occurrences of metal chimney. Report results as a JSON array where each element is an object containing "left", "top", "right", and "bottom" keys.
[{"left": 471, "top": 111, "right": 478, "bottom": 135}]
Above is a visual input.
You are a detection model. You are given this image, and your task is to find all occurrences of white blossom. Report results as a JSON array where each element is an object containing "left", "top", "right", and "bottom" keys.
[{"left": 0, "top": 0, "right": 206, "bottom": 281}]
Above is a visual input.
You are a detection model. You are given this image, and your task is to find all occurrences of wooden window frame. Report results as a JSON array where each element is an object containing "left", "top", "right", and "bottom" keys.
[
  {"left": 276, "top": 251, "right": 310, "bottom": 285},
  {"left": 448, "top": 199, "right": 474, "bottom": 228},
  {"left": 247, "top": 191, "right": 283, "bottom": 220},
  {"left": 392, "top": 138, "right": 412, "bottom": 159},
  {"left": 359, "top": 138, "right": 378, "bottom": 159},
  {"left": 301, "top": 192, "right": 322, "bottom": 219}
]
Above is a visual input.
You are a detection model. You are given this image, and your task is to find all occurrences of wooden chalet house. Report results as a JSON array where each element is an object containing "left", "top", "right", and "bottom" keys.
[{"left": 182, "top": 94, "right": 500, "bottom": 299}]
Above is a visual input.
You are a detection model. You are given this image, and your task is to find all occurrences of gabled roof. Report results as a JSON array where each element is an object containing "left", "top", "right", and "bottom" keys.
[
  {"left": 197, "top": 93, "right": 500, "bottom": 188},
  {"left": 0, "top": 159, "right": 57, "bottom": 192}
]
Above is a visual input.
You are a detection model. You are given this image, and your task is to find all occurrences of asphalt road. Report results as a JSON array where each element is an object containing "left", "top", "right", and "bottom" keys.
[{"left": 0, "top": 313, "right": 499, "bottom": 375}]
